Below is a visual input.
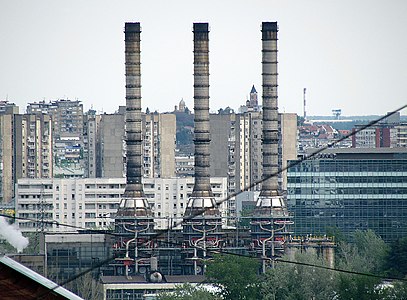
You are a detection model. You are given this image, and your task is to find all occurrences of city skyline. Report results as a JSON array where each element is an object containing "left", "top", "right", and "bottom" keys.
[{"left": 1, "top": 0, "right": 407, "bottom": 116}]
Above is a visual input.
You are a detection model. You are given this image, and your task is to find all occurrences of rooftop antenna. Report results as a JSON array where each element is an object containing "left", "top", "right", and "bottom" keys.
[{"left": 303, "top": 88, "right": 307, "bottom": 120}]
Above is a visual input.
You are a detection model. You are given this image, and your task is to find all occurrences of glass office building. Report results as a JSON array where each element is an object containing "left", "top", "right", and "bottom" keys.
[
  {"left": 287, "top": 148, "right": 407, "bottom": 242},
  {"left": 45, "top": 233, "right": 113, "bottom": 282}
]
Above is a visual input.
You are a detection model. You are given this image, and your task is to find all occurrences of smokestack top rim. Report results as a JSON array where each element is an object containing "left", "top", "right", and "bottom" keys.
[
  {"left": 261, "top": 21, "right": 278, "bottom": 32},
  {"left": 125, "top": 22, "right": 141, "bottom": 33},
  {"left": 193, "top": 22, "right": 209, "bottom": 32}
]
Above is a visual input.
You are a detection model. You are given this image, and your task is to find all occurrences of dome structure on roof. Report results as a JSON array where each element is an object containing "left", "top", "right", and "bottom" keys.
[{"left": 179, "top": 99, "right": 186, "bottom": 111}]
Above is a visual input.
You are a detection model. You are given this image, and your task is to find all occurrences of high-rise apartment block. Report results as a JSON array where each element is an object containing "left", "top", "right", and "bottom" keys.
[
  {"left": 213, "top": 108, "right": 297, "bottom": 195},
  {"left": 97, "top": 108, "right": 126, "bottom": 178},
  {"left": 207, "top": 86, "right": 298, "bottom": 196},
  {"left": 27, "top": 100, "right": 85, "bottom": 177},
  {"left": 0, "top": 100, "right": 19, "bottom": 115},
  {"left": 14, "top": 114, "right": 53, "bottom": 179},
  {"left": 280, "top": 113, "right": 298, "bottom": 191},
  {"left": 142, "top": 113, "right": 176, "bottom": 178},
  {"left": 23, "top": 100, "right": 177, "bottom": 180},
  {"left": 0, "top": 109, "right": 15, "bottom": 203},
  {"left": 83, "top": 109, "right": 100, "bottom": 178},
  {"left": 0, "top": 101, "right": 19, "bottom": 203},
  {"left": 199, "top": 105, "right": 297, "bottom": 219},
  {"left": 27, "top": 100, "right": 83, "bottom": 138},
  {"left": 236, "top": 111, "right": 263, "bottom": 192},
  {"left": 97, "top": 110, "right": 177, "bottom": 179},
  {"left": 209, "top": 113, "right": 236, "bottom": 185}
]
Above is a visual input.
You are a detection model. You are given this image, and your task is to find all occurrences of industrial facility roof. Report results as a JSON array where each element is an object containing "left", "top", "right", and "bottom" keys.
[
  {"left": 305, "top": 147, "right": 407, "bottom": 156},
  {"left": 0, "top": 255, "right": 83, "bottom": 300},
  {"left": 101, "top": 274, "right": 206, "bottom": 284}
]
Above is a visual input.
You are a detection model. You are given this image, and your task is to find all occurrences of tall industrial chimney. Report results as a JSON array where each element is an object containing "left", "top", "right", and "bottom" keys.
[
  {"left": 187, "top": 23, "right": 214, "bottom": 206},
  {"left": 120, "top": 22, "right": 149, "bottom": 212},
  {"left": 251, "top": 22, "right": 293, "bottom": 273},
  {"left": 183, "top": 23, "right": 222, "bottom": 275},
  {"left": 115, "top": 22, "right": 154, "bottom": 277},
  {"left": 192, "top": 23, "right": 212, "bottom": 199},
  {"left": 260, "top": 21, "right": 279, "bottom": 198}
]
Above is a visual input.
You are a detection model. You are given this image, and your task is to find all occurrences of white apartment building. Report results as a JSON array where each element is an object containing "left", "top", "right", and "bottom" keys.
[
  {"left": 16, "top": 177, "right": 228, "bottom": 233},
  {"left": 395, "top": 124, "right": 407, "bottom": 147},
  {"left": 174, "top": 155, "right": 194, "bottom": 177}
]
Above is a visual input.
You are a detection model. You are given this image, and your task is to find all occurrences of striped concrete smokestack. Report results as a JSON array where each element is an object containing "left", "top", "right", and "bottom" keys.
[
  {"left": 119, "top": 22, "right": 150, "bottom": 214},
  {"left": 183, "top": 24, "right": 223, "bottom": 272},
  {"left": 114, "top": 23, "right": 153, "bottom": 278},
  {"left": 183, "top": 22, "right": 220, "bottom": 219},
  {"left": 260, "top": 22, "right": 279, "bottom": 197},
  {"left": 191, "top": 23, "right": 213, "bottom": 199},
  {"left": 251, "top": 23, "right": 293, "bottom": 273}
]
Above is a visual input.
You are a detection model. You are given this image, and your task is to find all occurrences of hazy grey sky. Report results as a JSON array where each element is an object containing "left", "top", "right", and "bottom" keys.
[{"left": 1, "top": 0, "right": 406, "bottom": 116}]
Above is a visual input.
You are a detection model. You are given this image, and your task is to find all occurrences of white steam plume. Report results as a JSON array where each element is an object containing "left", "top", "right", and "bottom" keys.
[{"left": 0, "top": 216, "right": 29, "bottom": 253}]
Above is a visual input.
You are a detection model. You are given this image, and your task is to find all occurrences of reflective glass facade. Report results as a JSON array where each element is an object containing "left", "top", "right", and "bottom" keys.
[
  {"left": 46, "top": 233, "right": 113, "bottom": 283},
  {"left": 287, "top": 150, "right": 407, "bottom": 242}
]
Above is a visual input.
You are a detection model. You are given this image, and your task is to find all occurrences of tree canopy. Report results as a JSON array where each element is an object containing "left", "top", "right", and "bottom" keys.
[
  {"left": 205, "top": 253, "right": 261, "bottom": 300},
  {"left": 261, "top": 251, "right": 336, "bottom": 300},
  {"left": 158, "top": 284, "right": 220, "bottom": 300}
]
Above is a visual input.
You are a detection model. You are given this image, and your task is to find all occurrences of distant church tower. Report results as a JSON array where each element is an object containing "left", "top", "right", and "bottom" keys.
[{"left": 249, "top": 85, "right": 258, "bottom": 108}]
